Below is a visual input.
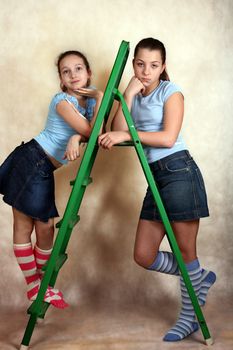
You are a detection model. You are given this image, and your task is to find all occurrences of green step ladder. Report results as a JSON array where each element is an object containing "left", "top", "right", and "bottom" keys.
[{"left": 19, "top": 40, "right": 213, "bottom": 349}]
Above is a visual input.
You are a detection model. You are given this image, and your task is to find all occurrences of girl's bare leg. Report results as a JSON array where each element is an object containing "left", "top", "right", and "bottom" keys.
[
  {"left": 34, "top": 219, "right": 54, "bottom": 250},
  {"left": 171, "top": 220, "right": 199, "bottom": 263},
  {"left": 134, "top": 219, "right": 165, "bottom": 268},
  {"left": 34, "top": 219, "right": 54, "bottom": 278},
  {"left": 12, "top": 208, "right": 34, "bottom": 244}
]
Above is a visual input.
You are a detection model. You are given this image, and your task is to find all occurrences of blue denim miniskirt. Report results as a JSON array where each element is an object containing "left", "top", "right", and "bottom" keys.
[
  {"left": 0, "top": 139, "right": 59, "bottom": 222},
  {"left": 140, "top": 150, "right": 209, "bottom": 222}
]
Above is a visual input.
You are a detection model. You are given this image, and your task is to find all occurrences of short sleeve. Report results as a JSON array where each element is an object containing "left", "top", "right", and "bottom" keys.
[
  {"left": 163, "top": 82, "right": 183, "bottom": 103},
  {"left": 52, "top": 92, "right": 79, "bottom": 109},
  {"left": 50, "top": 92, "right": 96, "bottom": 121},
  {"left": 85, "top": 98, "right": 96, "bottom": 121}
]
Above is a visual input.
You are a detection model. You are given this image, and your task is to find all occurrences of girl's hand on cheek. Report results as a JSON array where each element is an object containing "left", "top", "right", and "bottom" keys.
[
  {"left": 74, "top": 88, "right": 103, "bottom": 100},
  {"left": 124, "top": 76, "right": 145, "bottom": 99}
]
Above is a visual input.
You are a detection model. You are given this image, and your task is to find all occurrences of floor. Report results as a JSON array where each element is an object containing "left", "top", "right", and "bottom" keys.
[{"left": 0, "top": 298, "right": 232, "bottom": 350}]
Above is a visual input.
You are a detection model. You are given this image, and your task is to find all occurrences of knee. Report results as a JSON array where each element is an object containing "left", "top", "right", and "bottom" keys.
[
  {"left": 134, "top": 248, "right": 155, "bottom": 269},
  {"left": 36, "top": 222, "right": 54, "bottom": 238},
  {"left": 35, "top": 221, "right": 54, "bottom": 248},
  {"left": 13, "top": 220, "right": 34, "bottom": 239}
]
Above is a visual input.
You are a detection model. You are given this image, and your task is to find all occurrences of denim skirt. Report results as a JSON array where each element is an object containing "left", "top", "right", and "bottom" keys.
[
  {"left": 140, "top": 150, "right": 209, "bottom": 222},
  {"left": 0, "top": 139, "right": 59, "bottom": 222}
]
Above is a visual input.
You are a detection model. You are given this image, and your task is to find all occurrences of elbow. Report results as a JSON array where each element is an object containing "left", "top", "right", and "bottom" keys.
[
  {"left": 86, "top": 130, "right": 91, "bottom": 139},
  {"left": 83, "top": 126, "right": 92, "bottom": 139},
  {"left": 164, "top": 137, "right": 176, "bottom": 148}
]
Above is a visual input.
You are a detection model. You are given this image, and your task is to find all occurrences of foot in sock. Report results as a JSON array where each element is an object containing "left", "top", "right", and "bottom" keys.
[
  {"left": 29, "top": 283, "right": 69, "bottom": 309},
  {"left": 163, "top": 321, "right": 199, "bottom": 341},
  {"left": 13, "top": 243, "right": 68, "bottom": 309},
  {"left": 163, "top": 259, "right": 201, "bottom": 342},
  {"left": 199, "top": 270, "right": 216, "bottom": 306},
  {"left": 44, "top": 286, "right": 69, "bottom": 309},
  {"left": 148, "top": 252, "right": 216, "bottom": 307}
]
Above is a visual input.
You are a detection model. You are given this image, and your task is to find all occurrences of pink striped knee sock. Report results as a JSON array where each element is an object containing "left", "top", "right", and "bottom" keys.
[
  {"left": 34, "top": 244, "right": 69, "bottom": 309},
  {"left": 14, "top": 243, "right": 69, "bottom": 309},
  {"left": 13, "top": 242, "right": 40, "bottom": 301},
  {"left": 34, "top": 244, "right": 52, "bottom": 278}
]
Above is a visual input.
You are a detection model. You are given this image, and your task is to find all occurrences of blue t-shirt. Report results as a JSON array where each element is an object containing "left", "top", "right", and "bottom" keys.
[
  {"left": 131, "top": 80, "right": 187, "bottom": 163},
  {"left": 34, "top": 92, "right": 96, "bottom": 164}
]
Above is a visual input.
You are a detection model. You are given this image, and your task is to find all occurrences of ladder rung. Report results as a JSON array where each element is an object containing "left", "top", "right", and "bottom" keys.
[
  {"left": 82, "top": 177, "right": 93, "bottom": 186},
  {"left": 70, "top": 177, "right": 93, "bottom": 187},
  {"left": 56, "top": 215, "right": 80, "bottom": 229},
  {"left": 55, "top": 219, "right": 63, "bottom": 228},
  {"left": 27, "top": 301, "right": 50, "bottom": 318},
  {"left": 68, "top": 215, "right": 80, "bottom": 229},
  {"left": 55, "top": 253, "right": 68, "bottom": 271},
  {"left": 41, "top": 253, "right": 68, "bottom": 273}
]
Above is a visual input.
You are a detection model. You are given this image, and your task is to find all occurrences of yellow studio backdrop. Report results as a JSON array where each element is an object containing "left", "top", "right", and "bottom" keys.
[{"left": 0, "top": 0, "right": 233, "bottom": 348}]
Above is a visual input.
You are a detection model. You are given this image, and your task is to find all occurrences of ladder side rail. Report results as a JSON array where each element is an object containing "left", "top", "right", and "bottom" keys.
[
  {"left": 19, "top": 134, "right": 100, "bottom": 350},
  {"left": 59, "top": 146, "right": 99, "bottom": 252},
  {"left": 115, "top": 89, "right": 212, "bottom": 343},
  {"left": 21, "top": 314, "right": 38, "bottom": 349},
  {"left": 32, "top": 134, "right": 100, "bottom": 311}
]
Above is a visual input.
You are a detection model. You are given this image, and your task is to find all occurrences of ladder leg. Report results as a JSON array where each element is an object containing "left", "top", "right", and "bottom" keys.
[
  {"left": 116, "top": 89, "right": 213, "bottom": 345},
  {"left": 19, "top": 146, "right": 100, "bottom": 347},
  {"left": 20, "top": 314, "right": 37, "bottom": 349},
  {"left": 166, "top": 232, "right": 213, "bottom": 345}
]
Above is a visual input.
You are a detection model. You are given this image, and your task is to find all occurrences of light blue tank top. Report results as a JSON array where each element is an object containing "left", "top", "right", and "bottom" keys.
[
  {"left": 34, "top": 92, "right": 96, "bottom": 164},
  {"left": 131, "top": 80, "right": 187, "bottom": 163}
]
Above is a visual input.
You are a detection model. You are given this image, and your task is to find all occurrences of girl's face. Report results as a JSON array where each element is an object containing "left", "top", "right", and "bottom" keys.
[
  {"left": 133, "top": 48, "right": 165, "bottom": 94},
  {"left": 59, "top": 54, "right": 91, "bottom": 95}
]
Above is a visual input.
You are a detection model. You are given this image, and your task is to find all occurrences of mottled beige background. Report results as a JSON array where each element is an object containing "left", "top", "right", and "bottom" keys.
[{"left": 0, "top": 0, "right": 232, "bottom": 326}]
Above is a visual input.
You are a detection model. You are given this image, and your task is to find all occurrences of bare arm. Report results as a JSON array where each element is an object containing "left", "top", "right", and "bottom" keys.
[
  {"left": 111, "top": 97, "right": 129, "bottom": 131},
  {"left": 111, "top": 76, "right": 145, "bottom": 131},
  {"left": 99, "top": 91, "right": 184, "bottom": 150},
  {"left": 56, "top": 101, "right": 91, "bottom": 138},
  {"left": 57, "top": 89, "right": 103, "bottom": 160},
  {"left": 138, "top": 92, "right": 184, "bottom": 148},
  {"left": 63, "top": 134, "right": 82, "bottom": 161},
  {"left": 56, "top": 88, "right": 103, "bottom": 138},
  {"left": 74, "top": 88, "right": 103, "bottom": 129}
]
